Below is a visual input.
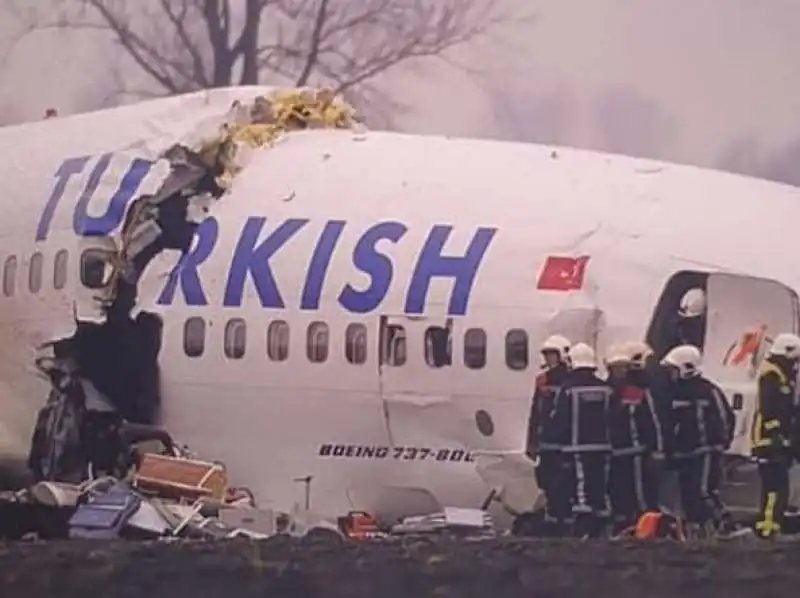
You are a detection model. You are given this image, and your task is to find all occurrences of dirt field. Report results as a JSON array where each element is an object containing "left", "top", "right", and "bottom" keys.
[{"left": 1, "top": 536, "right": 798, "bottom": 598}]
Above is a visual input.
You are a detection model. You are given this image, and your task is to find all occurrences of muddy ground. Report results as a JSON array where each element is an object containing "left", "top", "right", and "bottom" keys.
[{"left": 1, "top": 536, "right": 798, "bottom": 598}]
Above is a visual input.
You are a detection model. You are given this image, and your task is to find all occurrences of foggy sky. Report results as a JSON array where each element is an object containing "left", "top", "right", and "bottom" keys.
[{"left": 2, "top": 0, "right": 800, "bottom": 184}]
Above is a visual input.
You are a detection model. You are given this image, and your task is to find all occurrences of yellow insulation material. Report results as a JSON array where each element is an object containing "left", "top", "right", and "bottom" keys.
[
  {"left": 96, "top": 87, "right": 359, "bottom": 304},
  {"left": 196, "top": 87, "right": 360, "bottom": 189}
]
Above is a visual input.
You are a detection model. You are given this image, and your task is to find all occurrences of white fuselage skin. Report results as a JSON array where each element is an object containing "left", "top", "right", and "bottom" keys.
[{"left": 0, "top": 87, "right": 799, "bottom": 526}]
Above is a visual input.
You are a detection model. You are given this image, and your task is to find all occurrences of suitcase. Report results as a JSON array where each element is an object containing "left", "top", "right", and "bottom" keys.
[
  {"left": 134, "top": 453, "right": 228, "bottom": 502},
  {"left": 68, "top": 482, "right": 142, "bottom": 539}
]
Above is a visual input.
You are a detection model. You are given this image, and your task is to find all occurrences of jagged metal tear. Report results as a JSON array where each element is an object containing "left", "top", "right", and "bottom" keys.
[{"left": 26, "top": 144, "right": 229, "bottom": 483}]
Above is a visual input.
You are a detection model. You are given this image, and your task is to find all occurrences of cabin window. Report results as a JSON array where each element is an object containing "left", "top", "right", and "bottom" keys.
[
  {"left": 505, "top": 329, "right": 529, "bottom": 370},
  {"left": 425, "top": 326, "right": 452, "bottom": 368},
  {"left": 53, "top": 249, "right": 68, "bottom": 290},
  {"left": 80, "top": 249, "right": 110, "bottom": 289},
  {"left": 183, "top": 317, "right": 206, "bottom": 358},
  {"left": 307, "top": 321, "right": 329, "bottom": 363},
  {"left": 383, "top": 324, "right": 407, "bottom": 367},
  {"left": 28, "top": 252, "right": 43, "bottom": 293},
  {"left": 224, "top": 318, "right": 247, "bottom": 359},
  {"left": 464, "top": 328, "right": 487, "bottom": 369},
  {"left": 267, "top": 320, "right": 290, "bottom": 362},
  {"left": 2, "top": 255, "right": 16, "bottom": 297},
  {"left": 345, "top": 323, "right": 368, "bottom": 364}
]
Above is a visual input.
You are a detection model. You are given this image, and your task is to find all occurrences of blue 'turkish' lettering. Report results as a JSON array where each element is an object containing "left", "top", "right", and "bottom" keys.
[
  {"left": 301, "top": 220, "right": 345, "bottom": 310},
  {"left": 223, "top": 217, "right": 309, "bottom": 308},
  {"left": 36, "top": 153, "right": 151, "bottom": 241},
  {"left": 36, "top": 156, "right": 90, "bottom": 241},
  {"left": 155, "top": 219, "right": 496, "bottom": 315},
  {"left": 405, "top": 225, "right": 497, "bottom": 316},
  {"left": 38, "top": 153, "right": 498, "bottom": 316},
  {"left": 156, "top": 218, "right": 219, "bottom": 306},
  {"left": 73, "top": 153, "right": 152, "bottom": 236},
  {"left": 338, "top": 221, "right": 407, "bottom": 313}
]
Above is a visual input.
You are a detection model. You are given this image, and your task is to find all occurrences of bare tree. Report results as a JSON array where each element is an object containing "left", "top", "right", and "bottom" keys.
[{"left": 26, "top": 0, "right": 505, "bottom": 124}]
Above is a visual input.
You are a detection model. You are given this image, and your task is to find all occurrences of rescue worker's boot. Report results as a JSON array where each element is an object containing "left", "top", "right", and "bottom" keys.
[{"left": 755, "top": 489, "right": 785, "bottom": 539}]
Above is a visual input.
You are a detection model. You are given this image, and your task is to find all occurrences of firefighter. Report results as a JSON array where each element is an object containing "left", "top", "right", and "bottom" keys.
[
  {"left": 624, "top": 340, "right": 666, "bottom": 498},
  {"left": 670, "top": 288, "right": 707, "bottom": 352},
  {"left": 752, "top": 332, "right": 800, "bottom": 538},
  {"left": 543, "top": 342, "right": 615, "bottom": 537},
  {"left": 660, "top": 344, "right": 734, "bottom": 536},
  {"left": 527, "top": 334, "right": 571, "bottom": 529},
  {"left": 606, "top": 342, "right": 664, "bottom": 532}
]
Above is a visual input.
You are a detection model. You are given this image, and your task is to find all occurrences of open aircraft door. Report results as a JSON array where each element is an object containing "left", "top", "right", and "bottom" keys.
[
  {"left": 701, "top": 273, "right": 800, "bottom": 457},
  {"left": 378, "top": 315, "right": 470, "bottom": 457}
]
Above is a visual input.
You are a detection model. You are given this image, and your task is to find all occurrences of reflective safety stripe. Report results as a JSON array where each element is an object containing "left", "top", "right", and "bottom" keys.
[
  {"left": 562, "top": 443, "right": 611, "bottom": 453},
  {"left": 754, "top": 437, "right": 791, "bottom": 448},
  {"left": 673, "top": 446, "right": 721, "bottom": 458},
  {"left": 538, "top": 443, "right": 562, "bottom": 451},
  {"left": 752, "top": 362, "right": 792, "bottom": 448},
  {"left": 760, "top": 361, "right": 788, "bottom": 386},
  {"left": 612, "top": 445, "right": 647, "bottom": 457},
  {"left": 755, "top": 491, "right": 781, "bottom": 536}
]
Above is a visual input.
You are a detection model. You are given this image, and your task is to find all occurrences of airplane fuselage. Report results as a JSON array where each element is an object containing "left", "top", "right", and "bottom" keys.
[{"left": 2, "top": 87, "right": 800, "bottom": 524}]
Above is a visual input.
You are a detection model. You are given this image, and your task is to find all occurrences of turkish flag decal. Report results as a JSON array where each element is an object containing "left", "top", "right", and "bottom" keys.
[{"left": 536, "top": 255, "right": 591, "bottom": 291}]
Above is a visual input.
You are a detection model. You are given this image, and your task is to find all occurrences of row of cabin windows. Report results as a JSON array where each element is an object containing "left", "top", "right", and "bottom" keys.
[
  {"left": 2, "top": 250, "right": 531, "bottom": 370},
  {"left": 2, "top": 250, "right": 69, "bottom": 296},
  {"left": 183, "top": 317, "right": 532, "bottom": 370},
  {"left": 4, "top": 247, "right": 134, "bottom": 297}
]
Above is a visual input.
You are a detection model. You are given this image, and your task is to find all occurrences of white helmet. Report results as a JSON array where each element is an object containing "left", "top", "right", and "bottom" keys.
[
  {"left": 660, "top": 344, "right": 702, "bottom": 378},
  {"left": 624, "top": 341, "right": 654, "bottom": 370},
  {"left": 678, "top": 288, "right": 706, "bottom": 319},
  {"left": 766, "top": 332, "right": 800, "bottom": 360},
  {"left": 541, "top": 334, "right": 571, "bottom": 361},
  {"left": 569, "top": 342, "right": 597, "bottom": 370},
  {"left": 604, "top": 343, "right": 630, "bottom": 366}
]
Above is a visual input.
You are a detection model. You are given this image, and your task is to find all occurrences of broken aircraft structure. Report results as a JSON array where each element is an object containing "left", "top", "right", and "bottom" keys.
[{"left": 27, "top": 88, "right": 362, "bottom": 484}]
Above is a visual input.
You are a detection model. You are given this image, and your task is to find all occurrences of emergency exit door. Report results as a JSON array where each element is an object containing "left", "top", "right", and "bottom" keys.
[
  {"left": 702, "top": 273, "right": 800, "bottom": 456},
  {"left": 378, "top": 315, "right": 453, "bottom": 403},
  {"left": 378, "top": 315, "right": 468, "bottom": 459}
]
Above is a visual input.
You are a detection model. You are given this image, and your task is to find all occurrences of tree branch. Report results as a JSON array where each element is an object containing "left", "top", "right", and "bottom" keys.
[
  {"left": 17, "top": 0, "right": 509, "bottom": 121},
  {"left": 159, "top": 0, "right": 208, "bottom": 87},
  {"left": 293, "top": 0, "right": 330, "bottom": 86}
]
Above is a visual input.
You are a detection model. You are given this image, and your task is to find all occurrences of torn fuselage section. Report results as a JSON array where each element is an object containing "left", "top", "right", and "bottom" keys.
[
  {"left": 28, "top": 89, "right": 362, "bottom": 488},
  {"left": 28, "top": 145, "right": 227, "bottom": 484},
  {"left": 25, "top": 87, "right": 363, "bottom": 485}
]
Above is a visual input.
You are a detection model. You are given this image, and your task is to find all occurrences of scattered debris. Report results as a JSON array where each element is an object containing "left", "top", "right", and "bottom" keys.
[
  {"left": 2, "top": 439, "right": 498, "bottom": 542},
  {"left": 391, "top": 507, "right": 495, "bottom": 538}
]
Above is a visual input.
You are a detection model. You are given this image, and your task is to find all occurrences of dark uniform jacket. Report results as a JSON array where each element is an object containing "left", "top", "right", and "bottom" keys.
[
  {"left": 665, "top": 376, "right": 734, "bottom": 458},
  {"left": 542, "top": 368, "right": 615, "bottom": 453},
  {"left": 527, "top": 364, "right": 569, "bottom": 454},
  {"left": 608, "top": 377, "right": 664, "bottom": 456},
  {"left": 752, "top": 357, "right": 797, "bottom": 460}
]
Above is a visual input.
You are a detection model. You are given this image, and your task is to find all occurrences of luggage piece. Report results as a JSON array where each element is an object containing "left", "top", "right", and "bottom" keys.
[
  {"left": 68, "top": 482, "right": 142, "bottom": 539},
  {"left": 134, "top": 453, "right": 228, "bottom": 502}
]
